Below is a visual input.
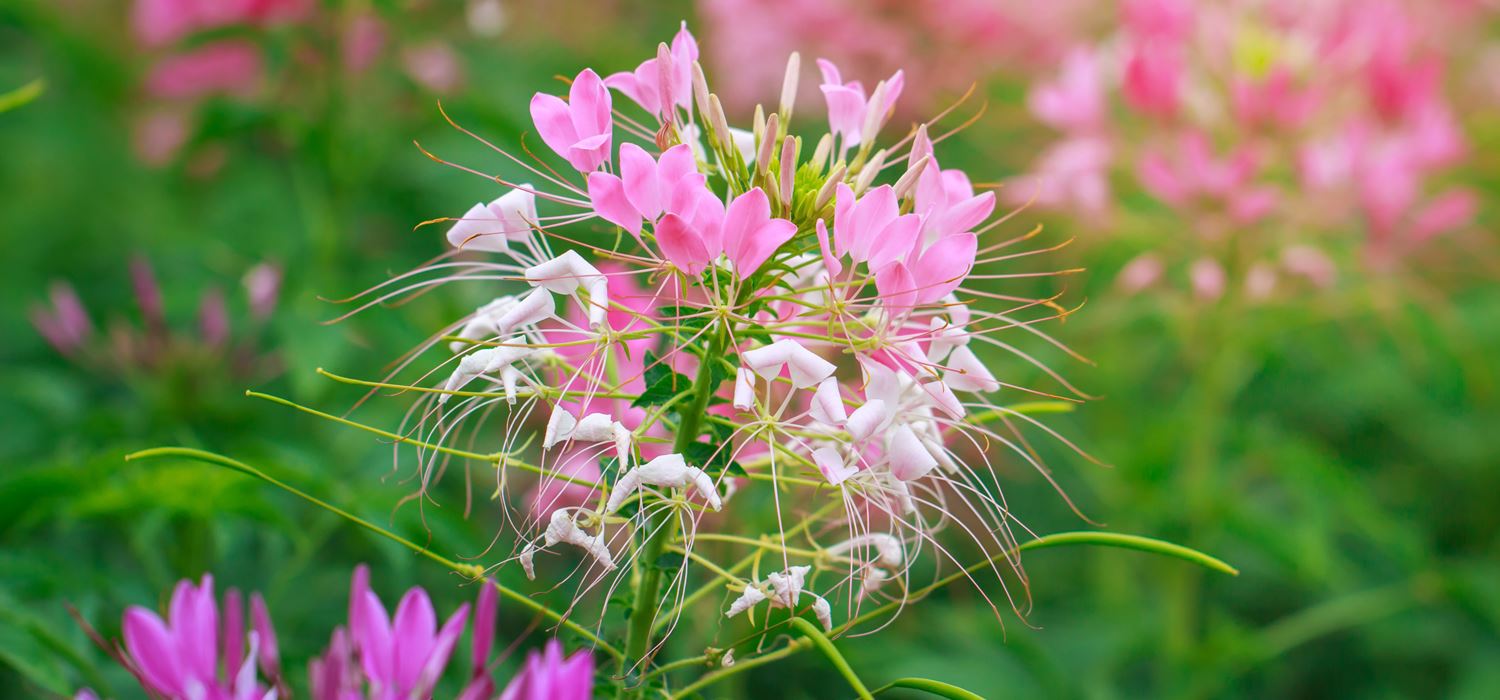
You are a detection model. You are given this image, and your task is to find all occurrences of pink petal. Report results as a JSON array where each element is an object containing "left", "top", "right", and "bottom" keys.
[
  {"left": 250, "top": 593, "right": 279, "bottom": 676},
  {"left": 472, "top": 582, "right": 498, "bottom": 673},
  {"left": 222, "top": 588, "right": 244, "bottom": 674},
  {"left": 414, "top": 603, "right": 470, "bottom": 696},
  {"left": 605, "top": 68, "right": 660, "bottom": 116},
  {"left": 848, "top": 186, "right": 899, "bottom": 263},
  {"left": 619, "top": 143, "right": 662, "bottom": 220},
  {"left": 568, "top": 68, "right": 612, "bottom": 145},
  {"left": 123, "top": 608, "right": 184, "bottom": 694},
  {"left": 821, "top": 84, "right": 867, "bottom": 144},
  {"left": 529, "top": 93, "right": 578, "bottom": 166},
  {"left": 816, "top": 58, "right": 843, "bottom": 86},
  {"left": 865, "top": 214, "right": 922, "bottom": 270},
  {"left": 655, "top": 213, "right": 711, "bottom": 276},
  {"left": 392, "top": 588, "right": 439, "bottom": 690},
  {"left": 656, "top": 144, "right": 698, "bottom": 191},
  {"left": 831, "top": 183, "right": 857, "bottom": 258},
  {"left": 911, "top": 233, "right": 977, "bottom": 304},
  {"left": 587, "top": 172, "right": 641, "bottom": 236},
  {"left": 566, "top": 132, "right": 612, "bottom": 173},
  {"left": 814, "top": 446, "right": 858, "bottom": 485},
  {"left": 355, "top": 590, "right": 393, "bottom": 684},
  {"left": 875, "top": 261, "right": 918, "bottom": 312},
  {"left": 722, "top": 189, "right": 795, "bottom": 276},
  {"left": 815, "top": 219, "right": 843, "bottom": 277}
]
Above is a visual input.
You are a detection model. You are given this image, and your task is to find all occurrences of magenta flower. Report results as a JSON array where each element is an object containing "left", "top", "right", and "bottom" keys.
[
  {"left": 530, "top": 69, "right": 614, "bottom": 172},
  {"left": 120, "top": 574, "right": 277, "bottom": 700},
  {"left": 351, "top": 582, "right": 470, "bottom": 697},
  {"left": 497, "top": 639, "right": 595, "bottom": 700},
  {"left": 29, "top": 281, "right": 92, "bottom": 357}
]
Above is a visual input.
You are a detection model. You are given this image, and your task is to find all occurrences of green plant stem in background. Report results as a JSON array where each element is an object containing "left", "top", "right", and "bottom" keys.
[
  {"left": 124, "top": 447, "right": 623, "bottom": 660},
  {"left": 790, "top": 617, "right": 874, "bottom": 699},
  {"left": 621, "top": 325, "right": 729, "bottom": 693}
]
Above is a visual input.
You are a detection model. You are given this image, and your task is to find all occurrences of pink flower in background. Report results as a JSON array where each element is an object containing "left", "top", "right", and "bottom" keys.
[
  {"left": 402, "top": 41, "right": 466, "bottom": 94},
  {"left": 699, "top": 0, "right": 1095, "bottom": 114},
  {"left": 93, "top": 567, "right": 595, "bottom": 699},
  {"left": 144, "top": 41, "right": 263, "bottom": 99},
  {"left": 497, "top": 639, "right": 595, "bottom": 700},
  {"left": 1016, "top": 0, "right": 1479, "bottom": 292},
  {"left": 816, "top": 59, "right": 903, "bottom": 150},
  {"left": 120, "top": 574, "right": 278, "bottom": 699}
]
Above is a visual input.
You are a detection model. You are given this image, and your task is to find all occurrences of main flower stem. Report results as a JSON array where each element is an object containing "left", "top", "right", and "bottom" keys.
[{"left": 621, "top": 324, "right": 729, "bottom": 692}]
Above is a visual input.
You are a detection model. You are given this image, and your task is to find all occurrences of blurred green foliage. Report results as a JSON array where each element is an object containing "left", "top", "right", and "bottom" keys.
[{"left": 1, "top": 1, "right": 1497, "bottom": 698}]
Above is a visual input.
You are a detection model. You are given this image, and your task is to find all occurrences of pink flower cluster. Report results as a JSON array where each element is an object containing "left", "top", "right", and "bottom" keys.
[
  {"left": 364, "top": 20, "right": 1082, "bottom": 641},
  {"left": 85, "top": 566, "right": 593, "bottom": 699},
  {"left": 1018, "top": 0, "right": 1481, "bottom": 296},
  {"left": 30, "top": 257, "right": 281, "bottom": 379}
]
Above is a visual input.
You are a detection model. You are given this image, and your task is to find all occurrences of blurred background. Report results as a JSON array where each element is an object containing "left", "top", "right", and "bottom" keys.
[{"left": 2, "top": 0, "right": 1497, "bottom": 697}]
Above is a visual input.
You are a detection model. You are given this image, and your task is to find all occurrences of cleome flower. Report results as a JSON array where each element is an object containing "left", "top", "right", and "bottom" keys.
[
  {"left": 319, "top": 18, "right": 1095, "bottom": 677},
  {"left": 81, "top": 565, "right": 595, "bottom": 699}
]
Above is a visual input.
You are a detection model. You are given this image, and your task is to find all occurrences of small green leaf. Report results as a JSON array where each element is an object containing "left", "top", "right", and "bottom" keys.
[
  {"left": 873, "top": 678, "right": 985, "bottom": 700},
  {"left": 0, "top": 79, "right": 44, "bottom": 113}
]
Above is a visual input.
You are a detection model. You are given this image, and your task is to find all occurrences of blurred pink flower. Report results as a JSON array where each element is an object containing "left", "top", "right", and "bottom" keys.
[
  {"left": 29, "top": 281, "right": 93, "bottom": 357},
  {"left": 1189, "top": 258, "right": 1226, "bottom": 301},
  {"left": 144, "top": 41, "right": 263, "bottom": 99},
  {"left": 497, "top": 638, "right": 595, "bottom": 700},
  {"left": 1116, "top": 254, "right": 1164, "bottom": 294},
  {"left": 402, "top": 41, "right": 466, "bottom": 94},
  {"left": 121, "top": 574, "right": 278, "bottom": 698},
  {"left": 1028, "top": 48, "right": 1105, "bottom": 133},
  {"left": 343, "top": 11, "right": 387, "bottom": 73}
]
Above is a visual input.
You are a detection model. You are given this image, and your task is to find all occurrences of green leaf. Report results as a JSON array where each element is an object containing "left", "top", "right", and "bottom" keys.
[
  {"left": 633, "top": 351, "right": 695, "bottom": 408},
  {"left": 789, "top": 618, "right": 874, "bottom": 700},
  {"left": 1016, "top": 531, "right": 1239, "bottom": 576},
  {"left": 0, "top": 79, "right": 44, "bottom": 113},
  {"left": 873, "top": 678, "right": 986, "bottom": 700}
]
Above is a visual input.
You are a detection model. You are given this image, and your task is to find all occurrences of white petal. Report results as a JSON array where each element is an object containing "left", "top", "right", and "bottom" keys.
[
  {"left": 525, "top": 249, "right": 601, "bottom": 295},
  {"left": 544, "top": 406, "right": 578, "bottom": 448},
  {"left": 733, "top": 367, "right": 755, "bottom": 410},
  {"left": 846, "top": 399, "right": 888, "bottom": 442},
  {"left": 726, "top": 586, "right": 766, "bottom": 618},
  {"left": 495, "top": 287, "right": 554, "bottom": 335},
  {"left": 488, "top": 186, "right": 538, "bottom": 241},
  {"left": 446, "top": 201, "right": 509, "bottom": 253},
  {"left": 944, "top": 346, "right": 999, "bottom": 393},
  {"left": 886, "top": 424, "right": 938, "bottom": 481},
  {"left": 813, "top": 446, "right": 857, "bottom": 485},
  {"left": 811, "top": 595, "right": 832, "bottom": 631},
  {"left": 809, "top": 378, "right": 847, "bottom": 425}
]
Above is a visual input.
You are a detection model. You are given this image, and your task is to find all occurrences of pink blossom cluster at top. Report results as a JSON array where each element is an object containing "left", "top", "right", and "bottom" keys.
[
  {"left": 81, "top": 566, "right": 593, "bottom": 699},
  {"left": 698, "top": 0, "right": 1097, "bottom": 114},
  {"left": 1017, "top": 0, "right": 1483, "bottom": 296}
]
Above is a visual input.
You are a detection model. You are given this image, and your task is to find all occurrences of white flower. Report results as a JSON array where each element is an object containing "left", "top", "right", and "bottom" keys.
[
  {"left": 741, "top": 339, "right": 837, "bottom": 389},
  {"left": 524, "top": 250, "right": 608, "bottom": 329},
  {"left": 606, "top": 453, "right": 721, "bottom": 513}
]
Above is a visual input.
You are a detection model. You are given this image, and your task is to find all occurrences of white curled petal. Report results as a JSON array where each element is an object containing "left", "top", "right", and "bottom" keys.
[
  {"left": 572, "top": 413, "right": 618, "bottom": 442},
  {"left": 785, "top": 343, "right": 836, "bottom": 388},
  {"left": 544, "top": 509, "right": 614, "bottom": 570},
  {"left": 813, "top": 446, "right": 857, "bottom": 485},
  {"left": 886, "top": 424, "right": 938, "bottom": 481},
  {"left": 495, "top": 287, "right": 554, "bottom": 335},
  {"left": 859, "top": 567, "right": 891, "bottom": 600},
  {"left": 501, "top": 366, "right": 522, "bottom": 404},
  {"left": 918, "top": 379, "right": 965, "bottom": 419},
  {"left": 683, "top": 466, "right": 722, "bottom": 511},
  {"left": 942, "top": 294, "right": 970, "bottom": 326},
  {"left": 518, "top": 544, "right": 537, "bottom": 580},
  {"left": 927, "top": 316, "right": 969, "bottom": 363},
  {"left": 811, "top": 595, "right": 832, "bottom": 632},
  {"left": 489, "top": 186, "right": 538, "bottom": 241},
  {"left": 440, "top": 349, "right": 497, "bottom": 400},
  {"left": 922, "top": 432, "right": 959, "bottom": 473},
  {"left": 827, "top": 533, "right": 903, "bottom": 568},
  {"left": 741, "top": 342, "right": 793, "bottom": 381},
  {"left": 583, "top": 276, "right": 609, "bottom": 329},
  {"left": 446, "top": 202, "right": 509, "bottom": 253},
  {"left": 944, "top": 346, "right": 999, "bottom": 393},
  {"left": 525, "top": 250, "right": 602, "bottom": 295},
  {"left": 809, "top": 378, "right": 847, "bottom": 425},
  {"left": 544, "top": 407, "right": 578, "bottom": 448},
  {"left": 733, "top": 367, "right": 755, "bottom": 410},
  {"left": 846, "top": 399, "right": 888, "bottom": 442},
  {"left": 726, "top": 586, "right": 766, "bottom": 618},
  {"left": 449, "top": 295, "right": 517, "bottom": 353},
  {"left": 612, "top": 423, "right": 633, "bottom": 466},
  {"left": 766, "top": 566, "right": 810, "bottom": 608}
]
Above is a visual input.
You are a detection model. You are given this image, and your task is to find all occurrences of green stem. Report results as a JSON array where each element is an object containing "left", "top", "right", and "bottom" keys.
[
  {"left": 621, "top": 326, "right": 729, "bottom": 690},
  {"left": 125, "top": 447, "right": 622, "bottom": 659}
]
